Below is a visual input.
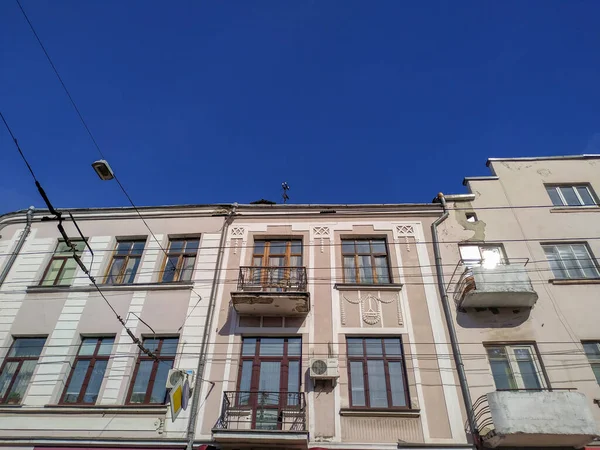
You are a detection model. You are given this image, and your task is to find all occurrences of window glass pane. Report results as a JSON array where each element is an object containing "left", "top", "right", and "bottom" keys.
[
  {"left": 123, "top": 257, "right": 141, "bottom": 284},
  {"left": 374, "top": 256, "right": 390, "bottom": 283},
  {"left": 260, "top": 338, "right": 284, "bottom": 356},
  {"left": 371, "top": 240, "right": 387, "bottom": 254},
  {"left": 481, "top": 247, "right": 503, "bottom": 267},
  {"left": 546, "top": 187, "right": 563, "bottom": 206},
  {"left": 291, "top": 241, "right": 302, "bottom": 255},
  {"left": 0, "top": 362, "right": 18, "bottom": 399},
  {"left": 543, "top": 245, "right": 568, "bottom": 279},
  {"left": 132, "top": 241, "right": 145, "bottom": 255},
  {"left": 162, "top": 255, "right": 180, "bottom": 282},
  {"left": 106, "top": 258, "right": 125, "bottom": 284},
  {"left": 169, "top": 240, "right": 185, "bottom": 253},
  {"left": 287, "top": 338, "right": 301, "bottom": 357},
  {"left": 242, "top": 338, "right": 256, "bottom": 356},
  {"left": 150, "top": 360, "right": 172, "bottom": 403},
  {"left": 459, "top": 245, "right": 481, "bottom": 264},
  {"left": 349, "top": 361, "right": 365, "bottom": 406},
  {"left": 591, "top": 364, "right": 600, "bottom": 384},
  {"left": 6, "top": 360, "right": 37, "bottom": 404},
  {"left": 560, "top": 186, "right": 581, "bottom": 206},
  {"left": 583, "top": 342, "right": 600, "bottom": 359},
  {"left": 98, "top": 338, "right": 115, "bottom": 356},
  {"left": 356, "top": 241, "right": 370, "bottom": 254},
  {"left": 258, "top": 362, "right": 281, "bottom": 403},
  {"left": 83, "top": 359, "right": 108, "bottom": 403},
  {"left": 269, "top": 241, "right": 286, "bottom": 255},
  {"left": 57, "top": 241, "right": 73, "bottom": 254},
  {"left": 514, "top": 348, "right": 541, "bottom": 389},
  {"left": 359, "top": 255, "right": 374, "bottom": 283},
  {"left": 116, "top": 242, "right": 132, "bottom": 255},
  {"left": 58, "top": 259, "right": 78, "bottom": 285},
  {"left": 487, "top": 347, "right": 517, "bottom": 390},
  {"left": 367, "top": 360, "right": 388, "bottom": 407},
  {"left": 389, "top": 361, "right": 407, "bottom": 406},
  {"left": 63, "top": 360, "right": 90, "bottom": 403},
  {"left": 556, "top": 245, "right": 584, "bottom": 278},
  {"left": 253, "top": 241, "right": 265, "bottom": 255},
  {"left": 9, "top": 338, "right": 46, "bottom": 357},
  {"left": 365, "top": 339, "right": 383, "bottom": 357},
  {"left": 577, "top": 187, "right": 595, "bottom": 206},
  {"left": 238, "top": 360, "right": 253, "bottom": 405},
  {"left": 130, "top": 360, "right": 153, "bottom": 403},
  {"left": 384, "top": 338, "right": 402, "bottom": 356},
  {"left": 78, "top": 338, "right": 98, "bottom": 356},
  {"left": 255, "top": 408, "right": 278, "bottom": 430},
  {"left": 160, "top": 338, "right": 179, "bottom": 356},
  {"left": 144, "top": 339, "right": 160, "bottom": 353},
  {"left": 41, "top": 259, "right": 64, "bottom": 285},
  {"left": 185, "top": 239, "right": 200, "bottom": 253},
  {"left": 180, "top": 256, "right": 195, "bottom": 281},
  {"left": 341, "top": 240, "right": 355, "bottom": 255},
  {"left": 347, "top": 338, "right": 363, "bottom": 357},
  {"left": 344, "top": 256, "right": 356, "bottom": 282},
  {"left": 287, "top": 361, "right": 300, "bottom": 405},
  {"left": 571, "top": 244, "right": 599, "bottom": 279}
]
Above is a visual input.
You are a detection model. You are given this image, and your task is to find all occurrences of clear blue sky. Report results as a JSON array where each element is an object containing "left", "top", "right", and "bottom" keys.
[{"left": 2, "top": 1, "right": 599, "bottom": 214}]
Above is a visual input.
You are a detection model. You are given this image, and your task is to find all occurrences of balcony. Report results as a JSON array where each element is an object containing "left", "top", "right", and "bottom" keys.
[
  {"left": 453, "top": 262, "right": 538, "bottom": 309},
  {"left": 231, "top": 266, "right": 310, "bottom": 316},
  {"left": 213, "top": 391, "right": 308, "bottom": 448},
  {"left": 472, "top": 390, "right": 600, "bottom": 447}
]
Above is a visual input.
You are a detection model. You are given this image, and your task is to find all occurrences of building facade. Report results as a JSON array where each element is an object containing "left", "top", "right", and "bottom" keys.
[
  {"left": 0, "top": 205, "right": 230, "bottom": 449},
  {"left": 438, "top": 155, "right": 600, "bottom": 449},
  {"left": 0, "top": 202, "right": 471, "bottom": 450}
]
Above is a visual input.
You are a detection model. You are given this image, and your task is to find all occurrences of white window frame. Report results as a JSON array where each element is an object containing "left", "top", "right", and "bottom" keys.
[
  {"left": 486, "top": 344, "right": 546, "bottom": 390},
  {"left": 542, "top": 243, "right": 600, "bottom": 279},
  {"left": 545, "top": 184, "right": 597, "bottom": 207},
  {"left": 582, "top": 341, "right": 600, "bottom": 385},
  {"left": 459, "top": 244, "right": 506, "bottom": 267}
]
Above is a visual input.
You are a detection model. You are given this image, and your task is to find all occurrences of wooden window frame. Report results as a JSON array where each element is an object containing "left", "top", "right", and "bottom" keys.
[
  {"left": 485, "top": 343, "right": 547, "bottom": 390},
  {"left": 104, "top": 239, "right": 146, "bottom": 285},
  {"left": 236, "top": 336, "right": 302, "bottom": 428},
  {"left": 39, "top": 240, "right": 85, "bottom": 286},
  {"left": 341, "top": 238, "right": 392, "bottom": 284},
  {"left": 159, "top": 237, "right": 200, "bottom": 283},
  {"left": 252, "top": 239, "right": 303, "bottom": 267},
  {"left": 545, "top": 184, "right": 598, "bottom": 207},
  {"left": 0, "top": 337, "right": 46, "bottom": 404},
  {"left": 126, "top": 337, "right": 178, "bottom": 405},
  {"left": 59, "top": 337, "right": 113, "bottom": 405},
  {"left": 346, "top": 337, "right": 410, "bottom": 410}
]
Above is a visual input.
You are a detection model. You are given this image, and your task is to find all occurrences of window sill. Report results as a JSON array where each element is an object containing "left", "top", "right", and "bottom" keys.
[
  {"left": 334, "top": 283, "right": 403, "bottom": 292},
  {"left": 339, "top": 408, "right": 420, "bottom": 417},
  {"left": 549, "top": 278, "right": 600, "bottom": 285},
  {"left": 27, "top": 281, "right": 194, "bottom": 294},
  {"left": 550, "top": 206, "right": 600, "bottom": 213},
  {"left": 0, "top": 404, "right": 168, "bottom": 415}
]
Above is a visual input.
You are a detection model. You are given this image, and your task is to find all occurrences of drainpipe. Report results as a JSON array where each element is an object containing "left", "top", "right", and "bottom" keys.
[
  {"left": 186, "top": 203, "right": 237, "bottom": 450},
  {"left": 431, "top": 193, "right": 478, "bottom": 442},
  {"left": 0, "top": 206, "right": 35, "bottom": 288}
]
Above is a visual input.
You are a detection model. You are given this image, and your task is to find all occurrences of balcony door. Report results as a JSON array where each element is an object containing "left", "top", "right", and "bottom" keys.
[
  {"left": 252, "top": 240, "right": 302, "bottom": 291},
  {"left": 237, "top": 337, "right": 301, "bottom": 430}
]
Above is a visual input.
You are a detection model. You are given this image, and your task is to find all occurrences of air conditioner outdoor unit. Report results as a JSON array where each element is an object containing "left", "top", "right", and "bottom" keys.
[
  {"left": 166, "top": 369, "right": 194, "bottom": 389},
  {"left": 309, "top": 358, "right": 339, "bottom": 379}
]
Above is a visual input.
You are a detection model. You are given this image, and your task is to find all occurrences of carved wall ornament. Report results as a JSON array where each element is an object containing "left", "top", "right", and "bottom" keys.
[
  {"left": 394, "top": 224, "right": 416, "bottom": 251},
  {"left": 341, "top": 291, "right": 402, "bottom": 326},
  {"left": 311, "top": 226, "right": 331, "bottom": 253},
  {"left": 229, "top": 227, "right": 246, "bottom": 254}
]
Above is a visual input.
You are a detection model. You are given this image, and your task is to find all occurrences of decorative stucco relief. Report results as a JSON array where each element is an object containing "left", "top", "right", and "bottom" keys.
[
  {"left": 394, "top": 224, "right": 416, "bottom": 251},
  {"left": 311, "top": 226, "right": 331, "bottom": 253},
  {"left": 228, "top": 226, "right": 247, "bottom": 255},
  {"left": 341, "top": 291, "right": 402, "bottom": 326}
]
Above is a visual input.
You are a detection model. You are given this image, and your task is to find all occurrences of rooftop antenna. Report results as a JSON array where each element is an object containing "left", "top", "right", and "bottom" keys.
[{"left": 282, "top": 182, "right": 290, "bottom": 204}]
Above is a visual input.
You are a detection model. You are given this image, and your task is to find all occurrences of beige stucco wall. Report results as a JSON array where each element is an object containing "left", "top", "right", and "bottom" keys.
[{"left": 440, "top": 157, "right": 600, "bottom": 436}]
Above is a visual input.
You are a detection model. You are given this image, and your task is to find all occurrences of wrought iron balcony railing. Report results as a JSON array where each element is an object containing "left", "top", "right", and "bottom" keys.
[
  {"left": 214, "top": 391, "right": 307, "bottom": 432},
  {"left": 237, "top": 266, "right": 308, "bottom": 293}
]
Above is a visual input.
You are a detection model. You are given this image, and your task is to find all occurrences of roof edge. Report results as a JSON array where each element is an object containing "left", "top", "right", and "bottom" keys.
[{"left": 486, "top": 154, "right": 600, "bottom": 166}]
